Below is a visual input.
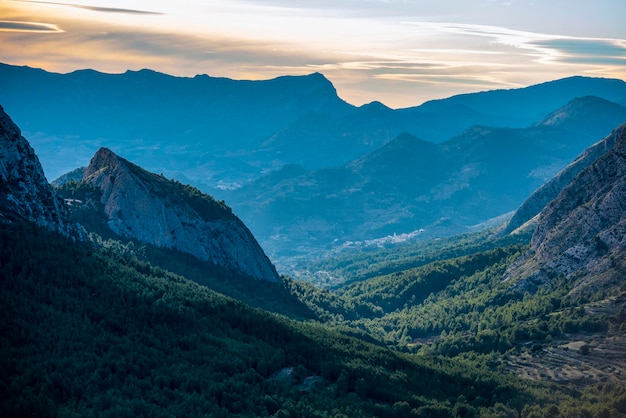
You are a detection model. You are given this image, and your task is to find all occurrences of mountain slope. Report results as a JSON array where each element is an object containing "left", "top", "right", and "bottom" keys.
[
  {"left": 81, "top": 147, "right": 279, "bottom": 282},
  {"left": 10, "top": 216, "right": 583, "bottom": 417},
  {"left": 505, "top": 125, "right": 626, "bottom": 294},
  {"left": 504, "top": 123, "right": 626, "bottom": 234},
  {"left": 0, "top": 105, "right": 76, "bottom": 236}
]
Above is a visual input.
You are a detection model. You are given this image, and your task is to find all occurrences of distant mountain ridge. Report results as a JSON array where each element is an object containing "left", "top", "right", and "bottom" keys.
[
  {"left": 534, "top": 95, "right": 626, "bottom": 133},
  {"left": 0, "top": 63, "right": 352, "bottom": 183},
  {"left": 2, "top": 62, "right": 626, "bottom": 185},
  {"left": 415, "top": 76, "right": 626, "bottom": 125}
]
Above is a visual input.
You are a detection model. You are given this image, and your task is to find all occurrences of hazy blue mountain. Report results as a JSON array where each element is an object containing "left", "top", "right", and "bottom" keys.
[
  {"left": 3, "top": 62, "right": 626, "bottom": 187},
  {"left": 225, "top": 98, "right": 626, "bottom": 268},
  {"left": 409, "top": 76, "right": 626, "bottom": 132},
  {"left": 0, "top": 63, "right": 352, "bottom": 183},
  {"left": 533, "top": 95, "right": 626, "bottom": 133}
]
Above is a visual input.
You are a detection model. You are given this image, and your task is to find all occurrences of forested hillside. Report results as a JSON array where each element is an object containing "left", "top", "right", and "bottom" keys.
[{"left": 0, "top": 222, "right": 588, "bottom": 418}]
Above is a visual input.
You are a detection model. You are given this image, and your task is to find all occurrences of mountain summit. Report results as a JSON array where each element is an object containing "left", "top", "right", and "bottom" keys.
[{"left": 82, "top": 148, "right": 279, "bottom": 282}]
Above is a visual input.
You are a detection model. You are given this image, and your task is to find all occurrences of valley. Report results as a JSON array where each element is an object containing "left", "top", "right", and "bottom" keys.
[{"left": 1, "top": 66, "right": 626, "bottom": 417}]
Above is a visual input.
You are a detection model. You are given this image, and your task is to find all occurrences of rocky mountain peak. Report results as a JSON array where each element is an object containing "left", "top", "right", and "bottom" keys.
[
  {"left": 82, "top": 148, "right": 279, "bottom": 282},
  {"left": 86, "top": 147, "right": 119, "bottom": 171},
  {"left": 0, "top": 105, "right": 77, "bottom": 236}
]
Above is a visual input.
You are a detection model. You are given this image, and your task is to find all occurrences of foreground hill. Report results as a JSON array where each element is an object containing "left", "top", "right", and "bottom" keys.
[{"left": 4, "top": 222, "right": 547, "bottom": 417}]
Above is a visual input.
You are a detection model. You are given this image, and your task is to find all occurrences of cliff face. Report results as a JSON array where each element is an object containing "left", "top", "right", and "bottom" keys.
[
  {"left": 0, "top": 105, "right": 76, "bottom": 236},
  {"left": 83, "top": 148, "right": 279, "bottom": 282},
  {"left": 503, "top": 124, "right": 626, "bottom": 234},
  {"left": 505, "top": 125, "right": 626, "bottom": 295}
]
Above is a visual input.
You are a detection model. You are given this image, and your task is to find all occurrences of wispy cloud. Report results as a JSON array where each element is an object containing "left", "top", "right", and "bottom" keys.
[
  {"left": 534, "top": 38, "right": 626, "bottom": 65},
  {"left": 0, "top": 20, "right": 63, "bottom": 32},
  {"left": 9, "top": 0, "right": 163, "bottom": 15},
  {"left": 404, "top": 21, "right": 626, "bottom": 67}
]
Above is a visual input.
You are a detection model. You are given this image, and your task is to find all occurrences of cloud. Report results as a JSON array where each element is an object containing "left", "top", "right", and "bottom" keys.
[
  {"left": 404, "top": 21, "right": 626, "bottom": 67},
  {"left": 10, "top": 0, "right": 163, "bottom": 15},
  {"left": 0, "top": 19, "right": 63, "bottom": 32},
  {"left": 534, "top": 38, "right": 626, "bottom": 65}
]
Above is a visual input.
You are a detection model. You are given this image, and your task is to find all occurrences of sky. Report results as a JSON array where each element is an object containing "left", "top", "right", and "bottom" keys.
[{"left": 1, "top": 0, "right": 625, "bottom": 108}]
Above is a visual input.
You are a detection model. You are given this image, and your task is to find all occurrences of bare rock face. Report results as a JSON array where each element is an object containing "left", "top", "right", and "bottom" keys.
[
  {"left": 0, "top": 105, "right": 76, "bottom": 236},
  {"left": 83, "top": 148, "right": 279, "bottom": 282},
  {"left": 505, "top": 125, "right": 626, "bottom": 294},
  {"left": 503, "top": 124, "right": 626, "bottom": 234}
]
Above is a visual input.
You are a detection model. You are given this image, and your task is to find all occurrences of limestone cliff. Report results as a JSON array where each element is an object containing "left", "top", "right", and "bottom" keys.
[
  {"left": 505, "top": 125, "right": 626, "bottom": 295},
  {"left": 83, "top": 148, "right": 279, "bottom": 282},
  {"left": 0, "top": 105, "right": 77, "bottom": 236},
  {"left": 503, "top": 124, "right": 626, "bottom": 234}
]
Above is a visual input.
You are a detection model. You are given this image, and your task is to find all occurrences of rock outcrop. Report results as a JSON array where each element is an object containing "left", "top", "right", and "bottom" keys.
[
  {"left": 83, "top": 148, "right": 279, "bottom": 282},
  {"left": 0, "top": 105, "right": 77, "bottom": 236},
  {"left": 503, "top": 124, "right": 626, "bottom": 234},
  {"left": 505, "top": 125, "right": 626, "bottom": 295}
]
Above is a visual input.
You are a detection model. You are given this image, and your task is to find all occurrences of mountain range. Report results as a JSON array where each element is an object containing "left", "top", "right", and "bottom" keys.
[
  {"left": 3, "top": 63, "right": 626, "bottom": 272},
  {"left": 225, "top": 96, "right": 626, "bottom": 266},
  {"left": 2, "top": 62, "right": 626, "bottom": 186},
  {"left": 2, "top": 75, "right": 626, "bottom": 415}
]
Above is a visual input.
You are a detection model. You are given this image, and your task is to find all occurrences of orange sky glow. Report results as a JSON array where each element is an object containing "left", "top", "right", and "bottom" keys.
[{"left": 1, "top": 0, "right": 625, "bottom": 108}]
